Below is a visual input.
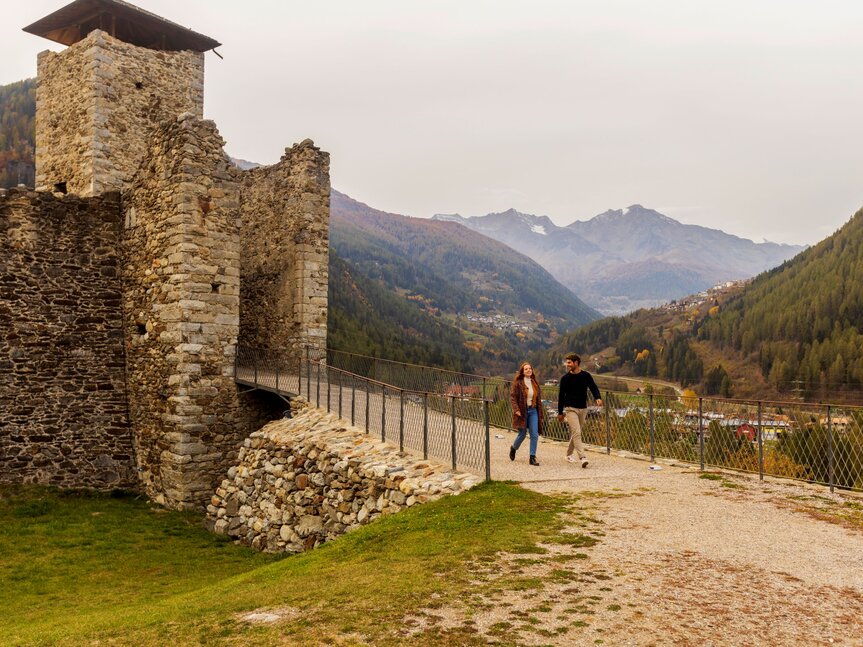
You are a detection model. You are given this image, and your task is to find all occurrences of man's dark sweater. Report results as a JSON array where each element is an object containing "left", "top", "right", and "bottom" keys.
[{"left": 557, "top": 370, "right": 601, "bottom": 413}]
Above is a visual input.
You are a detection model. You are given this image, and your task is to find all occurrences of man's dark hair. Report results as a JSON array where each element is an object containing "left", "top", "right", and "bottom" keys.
[{"left": 565, "top": 353, "right": 581, "bottom": 364}]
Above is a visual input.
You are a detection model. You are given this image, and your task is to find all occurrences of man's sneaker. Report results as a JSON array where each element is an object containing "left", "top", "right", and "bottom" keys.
[
  {"left": 529, "top": 455, "right": 540, "bottom": 466},
  {"left": 581, "top": 458, "right": 589, "bottom": 468},
  {"left": 566, "top": 455, "right": 577, "bottom": 463},
  {"left": 509, "top": 446, "right": 516, "bottom": 461}
]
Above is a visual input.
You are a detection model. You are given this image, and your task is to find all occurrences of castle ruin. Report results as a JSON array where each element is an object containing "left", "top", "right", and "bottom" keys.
[{"left": 0, "top": 0, "right": 330, "bottom": 508}]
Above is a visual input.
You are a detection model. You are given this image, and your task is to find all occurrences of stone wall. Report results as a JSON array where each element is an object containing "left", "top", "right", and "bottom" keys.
[
  {"left": 0, "top": 187, "right": 135, "bottom": 488},
  {"left": 239, "top": 141, "right": 330, "bottom": 364},
  {"left": 122, "top": 113, "right": 243, "bottom": 508},
  {"left": 7, "top": 19, "right": 332, "bottom": 506},
  {"left": 35, "top": 29, "right": 204, "bottom": 197},
  {"left": 207, "top": 406, "right": 480, "bottom": 552}
]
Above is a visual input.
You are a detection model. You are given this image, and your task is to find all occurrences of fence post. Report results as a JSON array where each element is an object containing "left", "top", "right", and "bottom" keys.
[
  {"left": 484, "top": 399, "right": 491, "bottom": 482},
  {"left": 399, "top": 391, "right": 405, "bottom": 452},
  {"left": 381, "top": 385, "right": 387, "bottom": 442},
  {"left": 365, "top": 378, "right": 370, "bottom": 434},
  {"left": 451, "top": 396, "right": 457, "bottom": 470},
  {"left": 351, "top": 381, "right": 356, "bottom": 426},
  {"left": 305, "top": 348, "right": 311, "bottom": 401},
  {"left": 327, "top": 366, "right": 331, "bottom": 412},
  {"left": 297, "top": 354, "right": 302, "bottom": 398},
  {"left": 254, "top": 351, "right": 258, "bottom": 388},
  {"left": 757, "top": 401, "right": 764, "bottom": 481},
  {"left": 698, "top": 397, "right": 705, "bottom": 471},
  {"left": 604, "top": 392, "right": 611, "bottom": 454},
  {"left": 316, "top": 361, "right": 320, "bottom": 407},
  {"left": 275, "top": 356, "right": 280, "bottom": 393},
  {"left": 827, "top": 405, "right": 835, "bottom": 494},
  {"left": 338, "top": 370, "right": 343, "bottom": 419},
  {"left": 648, "top": 393, "right": 655, "bottom": 462},
  {"left": 423, "top": 393, "right": 429, "bottom": 460}
]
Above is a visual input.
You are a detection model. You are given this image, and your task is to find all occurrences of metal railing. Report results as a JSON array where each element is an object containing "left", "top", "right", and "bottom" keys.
[
  {"left": 236, "top": 347, "right": 492, "bottom": 480},
  {"left": 320, "top": 348, "right": 863, "bottom": 493},
  {"left": 237, "top": 347, "right": 863, "bottom": 492},
  {"left": 235, "top": 346, "right": 302, "bottom": 395},
  {"left": 583, "top": 391, "right": 863, "bottom": 493}
]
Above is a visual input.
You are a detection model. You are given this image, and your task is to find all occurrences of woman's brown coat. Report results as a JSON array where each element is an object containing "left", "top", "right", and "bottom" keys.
[{"left": 510, "top": 377, "right": 544, "bottom": 431}]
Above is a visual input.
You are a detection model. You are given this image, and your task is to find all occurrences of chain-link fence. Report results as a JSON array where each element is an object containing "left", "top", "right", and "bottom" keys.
[
  {"left": 587, "top": 392, "right": 863, "bottom": 492},
  {"left": 318, "top": 349, "right": 863, "bottom": 493},
  {"left": 238, "top": 347, "right": 863, "bottom": 492}
]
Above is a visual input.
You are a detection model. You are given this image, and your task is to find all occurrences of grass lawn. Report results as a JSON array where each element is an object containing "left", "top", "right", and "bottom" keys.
[{"left": 1, "top": 481, "right": 569, "bottom": 646}]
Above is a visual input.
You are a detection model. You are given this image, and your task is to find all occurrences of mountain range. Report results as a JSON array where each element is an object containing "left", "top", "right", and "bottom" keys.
[{"left": 433, "top": 205, "right": 805, "bottom": 314}]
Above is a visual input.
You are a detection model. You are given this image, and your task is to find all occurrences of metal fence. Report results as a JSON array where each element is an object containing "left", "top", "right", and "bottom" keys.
[
  {"left": 321, "top": 348, "right": 863, "bottom": 493},
  {"left": 236, "top": 347, "right": 492, "bottom": 480}
]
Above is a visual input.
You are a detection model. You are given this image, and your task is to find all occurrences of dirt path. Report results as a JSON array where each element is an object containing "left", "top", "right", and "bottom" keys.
[{"left": 452, "top": 433, "right": 863, "bottom": 645}]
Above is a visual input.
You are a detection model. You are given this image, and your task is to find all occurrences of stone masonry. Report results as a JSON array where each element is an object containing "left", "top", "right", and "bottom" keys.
[
  {"left": 121, "top": 112, "right": 243, "bottom": 507},
  {"left": 1, "top": 9, "right": 330, "bottom": 508},
  {"left": 0, "top": 187, "right": 135, "bottom": 488},
  {"left": 207, "top": 406, "right": 481, "bottom": 552},
  {"left": 35, "top": 29, "right": 204, "bottom": 197},
  {"left": 239, "top": 140, "right": 330, "bottom": 360}
]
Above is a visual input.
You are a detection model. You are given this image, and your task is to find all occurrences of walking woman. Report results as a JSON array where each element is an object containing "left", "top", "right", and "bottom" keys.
[{"left": 509, "top": 361, "right": 544, "bottom": 466}]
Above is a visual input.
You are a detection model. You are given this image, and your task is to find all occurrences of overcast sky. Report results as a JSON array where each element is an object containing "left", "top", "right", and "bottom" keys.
[{"left": 5, "top": 0, "right": 863, "bottom": 245}]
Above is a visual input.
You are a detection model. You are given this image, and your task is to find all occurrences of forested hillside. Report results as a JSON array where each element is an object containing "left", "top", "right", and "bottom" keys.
[
  {"left": 328, "top": 251, "right": 475, "bottom": 371},
  {"left": 331, "top": 190, "right": 601, "bottom": 374},
  {"left": 333, "top": 191, "right": 599, "bottom": 324},
  {"left": 0, "top": 79, "right": 36, "bottom": 189},
  {"left": 541, "top": 207, "right": 863, "bottom": 403},
  {"left": 697, "top": 208, "right": 863, "bottom": 400}
]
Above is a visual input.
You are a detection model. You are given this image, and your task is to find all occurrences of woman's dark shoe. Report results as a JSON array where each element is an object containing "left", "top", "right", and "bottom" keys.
[
  {"left": 529, "top": 455, "right": 540, "bottom": 466},
  {"left": 509, "top": 446, "right": 516, "bottom": 461}
]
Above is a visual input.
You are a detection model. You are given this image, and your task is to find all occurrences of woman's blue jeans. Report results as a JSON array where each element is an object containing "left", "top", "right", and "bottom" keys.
[{"left": 513, "top": 406, "right": 539, "bottom": 456}]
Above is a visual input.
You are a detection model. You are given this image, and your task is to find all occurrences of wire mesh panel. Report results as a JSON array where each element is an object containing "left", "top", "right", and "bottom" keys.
[
  {"left": 426, "top": 394, "right": 457, "bottom": 468},
  {"left": 826, "top": 406, "right": 863, "bottom": 490},
  {"left": 327, "top": 348, "right": 505, "bottom": 405},
  {"left": 401, "top": 392, "right": 426, "bottom": 455},
  {"left": 649, "top": 394, "right": 700, "bottom": 464},
  {"left": 778, "top": 404, "right": 837, "bottom": 487},
  {"left": 234, "top": 346, "right": 301, "bottom": 395}
]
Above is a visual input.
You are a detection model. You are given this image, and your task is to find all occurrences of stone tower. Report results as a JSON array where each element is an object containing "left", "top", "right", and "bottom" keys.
[
  {"left": 7, "top": 0, "right": 330, "bottom": 508},
  {"left": 26, "top": 0, "right": 217, "bottom": 196}
]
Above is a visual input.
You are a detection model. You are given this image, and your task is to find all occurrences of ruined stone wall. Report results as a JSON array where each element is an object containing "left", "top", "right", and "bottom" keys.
[
  {"left": 0, "top": 188, "right": 135, "bottom": 488},
  {"left": 207, "top": 407, "right": 479, "bottom": 552},
  {"left": 239, "top": 141, "right": 330, "bottom": 364},
  {"left": 36, "top": 29, "right": 204, "bottom": 197},
  {"left": 122, "top": 114, "right": 243, "bottom": 508}
]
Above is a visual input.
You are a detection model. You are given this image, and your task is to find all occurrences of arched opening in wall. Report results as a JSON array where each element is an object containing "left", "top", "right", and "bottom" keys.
[
  {"left": 238, "top": 389, "right": 292, "bottom": 434},
  {"left": 53, "top": 182, "right": 67, "bottom": 194}
]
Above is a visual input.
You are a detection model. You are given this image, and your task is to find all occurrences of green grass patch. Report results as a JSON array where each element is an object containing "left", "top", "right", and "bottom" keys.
[
  {"left": 721, "top": 481, "right": 744, "bottom": 489},
  {"left": 550, "top": 533, "right": 600, "bottom": 548},
  {"left": 0, "top": 481, "right": 567, "bottom": 646},
  {"left": 698, "top": 473, "right": 723, "bottom": 481}
]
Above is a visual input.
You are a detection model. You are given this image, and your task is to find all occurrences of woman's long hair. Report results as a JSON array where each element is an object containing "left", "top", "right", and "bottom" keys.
[{"left": 514, "top": 361, "right": 541, "bottom": 393}]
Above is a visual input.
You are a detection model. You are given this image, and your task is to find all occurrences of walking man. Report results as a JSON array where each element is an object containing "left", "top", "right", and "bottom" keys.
[{"left": 557, "top": 353, "right": 602, "bottom": 467}]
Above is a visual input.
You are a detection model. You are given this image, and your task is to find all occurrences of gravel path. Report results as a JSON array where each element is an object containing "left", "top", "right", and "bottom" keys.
[{"left": 474, "top": 431, "right": 863, "bottom": 645}]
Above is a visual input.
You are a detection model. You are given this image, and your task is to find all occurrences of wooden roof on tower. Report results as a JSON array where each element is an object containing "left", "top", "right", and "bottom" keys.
[{"left": 23, "top": 0, "right": 220, "bottom": 52}]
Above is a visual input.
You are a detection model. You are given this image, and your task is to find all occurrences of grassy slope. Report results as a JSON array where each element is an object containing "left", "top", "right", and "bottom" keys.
[{"left": 1, "top": 483, "right": 567, "bottom": 646}]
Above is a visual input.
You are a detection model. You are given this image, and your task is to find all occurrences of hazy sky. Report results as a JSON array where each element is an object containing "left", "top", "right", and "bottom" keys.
[{"left": 5, "top": 0, "right": 863, "bottom": 245}]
